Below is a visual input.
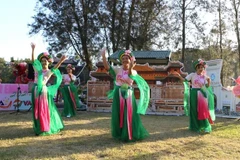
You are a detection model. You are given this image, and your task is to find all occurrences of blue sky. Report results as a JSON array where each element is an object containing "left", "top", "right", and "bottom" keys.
[{"left": 0, "top": 0, "right": 48, "bottom": 62}]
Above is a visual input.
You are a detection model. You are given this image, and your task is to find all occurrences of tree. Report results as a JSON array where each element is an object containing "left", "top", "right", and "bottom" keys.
[
  {"left": 0, "top": 58, "right": 16, "bottom": 83},
  {"left": 99, "top": 0, "right": 127, "bottom": 53},
  {"left": 169, "top": 0, "right": 211, "bottom": 64},
  {"left": 230, "top": 0, "right": 240, "bottom": 71},
  {"left": 29, "top": 0, "right": 103, "bottom": 74},
  {"left": 130, "top": 0, "right": 169, "bottom": 50},
  {"left": 208, "top": 0, "right": 229, "bottom": 84},
  {"left": 102, "top": 0, "right": 170, "bottom": 52}
]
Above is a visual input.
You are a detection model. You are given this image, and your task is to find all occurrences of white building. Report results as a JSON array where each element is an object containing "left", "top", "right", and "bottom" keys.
[{"left": 205, "top": 59, "right": 240, "bottom": 113}]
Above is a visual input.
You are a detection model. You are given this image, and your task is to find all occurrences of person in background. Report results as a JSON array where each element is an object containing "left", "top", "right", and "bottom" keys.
[
  {"left": 101, "top": 48, "right": 150, "bottom": 142},
  {"left": 31, "top": 43, "right": 67, "bottom": 136},
  {"left": 175, "top": 59, "right": 215, "bottom": 133},
  {"left": 12, "top": 62, "right": 30, "bottom": 84},
  {"left": 60, "top": 64, "right": 81, "bottom": 117}
]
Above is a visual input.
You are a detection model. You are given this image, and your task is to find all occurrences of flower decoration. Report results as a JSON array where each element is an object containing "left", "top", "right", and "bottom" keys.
[
  {"left": 37, "top": 52, "right": 54, "bottom": 64},
  {"left": 66, "top": 64, "right": 75, "bottom": 71},
  {"left": 121, "top": 83, "right": 129, "bottom": 90},
  {"left": 118, "top": 50, "right": 135, "bottom": 62},
  {"left": 193, "top": 59, "right": 206, "bottom": 70},
  {"left": 199, "top": 59, "right": 204, "bottom": 64},
  {"left": 131, "top": 56, "right": 136, "bottom": 62}
]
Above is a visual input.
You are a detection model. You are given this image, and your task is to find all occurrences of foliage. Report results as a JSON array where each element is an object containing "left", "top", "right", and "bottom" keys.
[
  {"left": 172, "top": 45, "right": 236, "bottom": 86},
  {"left": 0, "top": 58, "right": 15, "bottom": 83},
  {"left": 0, "top": 58, "right": 33, "bottom": 83},
  {"left": 29, "top": 0, "right": 170, "bottom": 55},
  {"left": 29, "top": 0, "right": 104, "bottom": 74},
  {"left": 168, "top": 0, "right": 212, "bottom": 62},
  {"left": 28, "top": 0, "right": 240, "bottom": 87}
]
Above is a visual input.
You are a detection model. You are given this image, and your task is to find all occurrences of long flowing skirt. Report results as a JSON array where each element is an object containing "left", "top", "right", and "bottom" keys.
[
  {"left": 31, "top": 84, "right": 64, "bottom": 135},
  {"left": 60, "top": 84, "right": 80, "bottom": 117},
  {"left": 111, "top": 87, "right": 149, "bottom": 142},
  {"left": 189, "top": 88, "right": 212, "bottom": 132}
]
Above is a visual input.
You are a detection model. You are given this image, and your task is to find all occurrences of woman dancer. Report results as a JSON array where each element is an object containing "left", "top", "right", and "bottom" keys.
[
  {"left": 101, "top": 48, "right": 150, "bottom": 142},
  {"left": 176, "top": 59, "right": 215, "bottom": 133},
  {"left": 60, "top": 64, "right": 81, "bottom": 117},
  {"left": 31, "top": 43, "right": 66, "bottom": 135}
]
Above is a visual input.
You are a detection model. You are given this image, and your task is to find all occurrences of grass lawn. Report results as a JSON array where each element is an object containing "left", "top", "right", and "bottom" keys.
[{"left": 0, "top": 111, "right": 240, "bottom": 160}]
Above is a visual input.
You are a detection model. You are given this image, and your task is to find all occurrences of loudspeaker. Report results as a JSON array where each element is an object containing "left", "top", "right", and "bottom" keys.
[{"left": 28, "top": 63, "right": 34, "bottom": 80}]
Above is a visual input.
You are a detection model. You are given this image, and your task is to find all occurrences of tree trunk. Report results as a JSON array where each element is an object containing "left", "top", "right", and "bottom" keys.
[
  {"left": 182, "top": 0, "right": 186, "bottom": 64},
  {"left": 232, "top": 0, "right": 240, "bottom": 72},
  {"left": 115, "top": 0, "right": 126, "bottom": 52},
  {"left": 218, "top": 0, "right": 224, "bottom": 85},
  {"left": 82, "top": 0, "right": 92, "bottom": 71},
  {"left": 110, "top": 0, "right": 117, "bottom": 51},
  {"left": 126, "top": 0, "right": 136, "bottom": 49}
]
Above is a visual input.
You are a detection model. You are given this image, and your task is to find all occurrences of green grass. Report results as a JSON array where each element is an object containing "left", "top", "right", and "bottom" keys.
[{"left": 0, "top": 111, "right": 240, "bottom": 160}]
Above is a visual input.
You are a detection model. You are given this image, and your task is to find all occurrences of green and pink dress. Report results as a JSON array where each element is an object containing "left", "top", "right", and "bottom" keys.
[
  {"left": 183, "top": 73, "right": 215, "bottom": 133},
  {"left": 60, "top": 74, "right": 80, "bottom": 117},
  {"left": 31, "top": 60, "right": 64, "bottom": 135},
  {"left": 107, "top": 66, "right": 150, "bottom": 142}
]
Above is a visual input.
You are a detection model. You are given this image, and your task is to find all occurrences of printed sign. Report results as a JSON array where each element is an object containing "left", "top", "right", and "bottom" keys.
[{"left": 0, "top": 84, "right": 31, "bottom": 111}]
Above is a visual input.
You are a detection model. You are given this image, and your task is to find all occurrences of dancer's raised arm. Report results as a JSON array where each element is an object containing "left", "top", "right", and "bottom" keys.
[
  {"left": 128, "top": 56, "right": 136, "bottom": 76},
  {"left": 101, "top": 48, "right": 110, "bottom": 71},
  {"left": 31, "top": 43, "right": 35, "bottom": 62},
  {"left": 53, "top": 55, "right": 67, "bottom": 69},
  {"left": 174, "top": 72, "right": 185, "bottom": 82}
]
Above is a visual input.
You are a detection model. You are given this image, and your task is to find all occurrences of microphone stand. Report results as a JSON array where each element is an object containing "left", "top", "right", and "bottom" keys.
[
  {"left": 16, "top": 84, "right": 21, "bottom": 114},
  {"left": 10, "top": 83, "right": 22, "bottom": 114}
]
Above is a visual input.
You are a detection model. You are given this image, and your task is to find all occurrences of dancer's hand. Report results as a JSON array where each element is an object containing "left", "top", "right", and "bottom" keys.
[
  {"left": 31, "top": 42, "right": 36, "bottom": 50},
  {"left": 31, "top": 42, "right": 36, "bottom": 61},
  {"left": 53, "top": 54, "right": 68, "bottom": 69},
  {"left": 100, "top": 48, "right": 106, "bottom": 58},
  {"left": 129, "top": 59, "right": 136, "bottom": 69},
  {"left": 100, "top": 47, "right": 110, "bottom": 70},
  {"left": 60, "top": 54, "right": 68, "bottom": 62},
  {"left": 173, "top": 72, "right": 185, "bottom": 82}
]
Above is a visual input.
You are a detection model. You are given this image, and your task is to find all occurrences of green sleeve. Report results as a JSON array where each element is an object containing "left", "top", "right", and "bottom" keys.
[
  {"left": 48, "top": 68, "right": 62, "bottom": 97},
  {"left": 130, "top": 74, "right": 150, "bottom": 115},
  {"left": 33, "top": 59, "right": 43, "bottom": 94},
  {"left": 183, "top": 81, "right": 190, "bottom": 116},
  {"left": 201, "top": 86, "right": 216, "bottom": 121},
  {"left": 33, "top": 59, "right": 42, "bottom": 72},
  {"left": 106, "top": 66, "right": 116, "bottom": 99},
  {"left": 109, "top": 66, "right": 116, "bottom": 80},
  {"left": 33, "top": 59, "right": 62, "bottom": 96},
  {"left": 207, "top": 87, "right": 216, "bottom": 121}
]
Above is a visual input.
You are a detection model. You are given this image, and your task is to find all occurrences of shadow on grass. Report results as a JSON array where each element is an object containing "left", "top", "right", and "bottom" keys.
[
  {"left": 63, "top": 117, "right": 111, "bottom": 131},
  {"left": 212, "top": 117, "right": 240, "bottom": 131},
  {"left": 0, "top": 125, "right": 33, "bottom": 139},
  {"left": 0, "top": 132, "right": 121, "bottom": 160},
  {"left": 0, "top": 111, "right": 240, "bottom": 159},
  {"left": 0, "top": 111, "right": 111, "bottom": 140},
  {"left": 142, "top": 115, "right": 199, "bottom": 140},
  {"left": 0, "top": 111, "right": 32, "bottom": 123},
  {"left": 127, "top": 138, "right": 210, "bottom": 160}
]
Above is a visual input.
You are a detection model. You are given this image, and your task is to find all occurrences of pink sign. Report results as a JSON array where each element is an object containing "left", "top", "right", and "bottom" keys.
[
  {"left": 0, "top": 93, "right": 32, "bottom": 111},
  {"left": 0, "top": 84, "right": 29, "bottom": 94},
  {"left": 0, "top": 83, "right": 31, "bottom": 111}
]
